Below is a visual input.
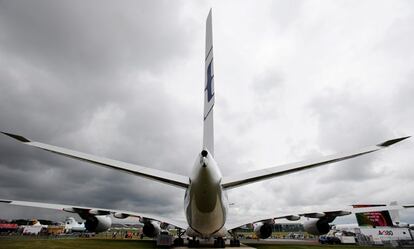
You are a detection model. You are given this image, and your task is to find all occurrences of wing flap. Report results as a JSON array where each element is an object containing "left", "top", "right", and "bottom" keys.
[
  {"left": 1, "top": 132, "right": 189, "bottom": 189},
  {"left": 222, "top": 136, "right": 409, "bottom": 189}
]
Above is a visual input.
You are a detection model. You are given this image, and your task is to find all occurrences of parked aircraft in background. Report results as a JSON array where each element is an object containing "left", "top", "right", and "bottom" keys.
[
  {"left": 20, "top": 219, "right": 47, "bottom": 235},
  {"left": 334, "top": 202, "right": 414, "bottom": 230},
  {"left": 332, "top": 202, "right": 414, "bottom": 244},
  {"left": 0, "top": 9, "right": 411, "bottom": 248},
  {"left": 64, "top": 217, "right": 86, "bottom": 233}
]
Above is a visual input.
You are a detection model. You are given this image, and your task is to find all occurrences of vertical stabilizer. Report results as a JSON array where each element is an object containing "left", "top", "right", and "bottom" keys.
[
  {"left": 203, "top": 9, "right": 215, "bottom": 156},
  {"left": 389, "top": 201, "right": 401, "bottom": 225}
]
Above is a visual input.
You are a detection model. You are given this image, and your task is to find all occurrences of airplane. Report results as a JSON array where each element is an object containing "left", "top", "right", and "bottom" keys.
[
  {"left": 332, "top": 202, "right": 414, "bottom": 243},
  {"left": 334, "top": 201, "right": 414, "bottom": 231},
  {"left": 64, "top": 217, "right": 86, "bottom": 233},
  {"left": 20, "top": 219, "right": 47, "bottom": 235},
  {"left": 0, "top": 9, "right": 411, "bottom": 248},
  {"left": 351, "top": 202, "right": 414, "bottom": 228}
]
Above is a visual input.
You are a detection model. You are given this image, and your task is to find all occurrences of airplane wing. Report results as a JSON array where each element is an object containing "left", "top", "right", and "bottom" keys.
[
  {"left": 221, "top": 136, "right": 409, "bottom": 189},
  {"left": 0, "top": 199, "right": 187, "bottom": 229},
  {"left": 1, "top": 132, "right": 189, "bottom": 189},
  {"left": 225, "top": 205, "right": 413, "bottom": 230}
]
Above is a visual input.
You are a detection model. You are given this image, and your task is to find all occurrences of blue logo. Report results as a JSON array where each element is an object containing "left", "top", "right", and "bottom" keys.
[{"left": 206, "top": 61, "right": 214, "bottom": 102}]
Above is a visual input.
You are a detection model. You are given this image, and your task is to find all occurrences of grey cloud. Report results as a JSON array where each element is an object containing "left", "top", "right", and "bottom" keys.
[
  {"left": 0, "top": 0, "right": 194, "bottom": 221},
  {"left": 0, "top": 0, "right": 190, "bottom": 74},
  {"left": 0, "top": 1, "right": 413, "bottom": 226},
  {"left": 310, "top": 89, "right": 392, "bottom": 150}
]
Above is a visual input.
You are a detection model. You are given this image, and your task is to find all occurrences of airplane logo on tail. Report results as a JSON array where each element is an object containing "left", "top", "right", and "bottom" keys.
[{"left": 206, "top": 60, "right": 214, "bottom": 102}]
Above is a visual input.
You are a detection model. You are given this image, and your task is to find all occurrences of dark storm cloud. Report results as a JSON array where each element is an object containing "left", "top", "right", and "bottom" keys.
[
  {"left": 0, "top": 0, "right": 195, "bottom": 221},
  {"left": 0, "top": 0, "right": 192, "bottom": 136},
  {"left": 1, "top": 0, "right": 414, "bottom": 226}
]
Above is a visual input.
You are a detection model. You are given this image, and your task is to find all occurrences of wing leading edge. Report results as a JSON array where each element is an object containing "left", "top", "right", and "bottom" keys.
[
  {"left": 221, "top": 136, "right": 409, "bottom": 189},
  {"left": 1, "top": 132, "right": 189, "bottom": 189}
]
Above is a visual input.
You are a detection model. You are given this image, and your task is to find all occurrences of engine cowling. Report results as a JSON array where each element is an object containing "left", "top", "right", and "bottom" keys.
[
  {"left": 113, "top": 212, "right": 129, "bottom": 219},
  {"left": 142, "top": 221, "right": 161, "bottom": 238},
  {"left": 84, "top": 215, "right": 112, "bottom": 233},
  {"left": 254, "top": 222, "right": 273, "bottom": 239},
  {"left": 303, "top": 219, "right": 330, "bottom": 235}
]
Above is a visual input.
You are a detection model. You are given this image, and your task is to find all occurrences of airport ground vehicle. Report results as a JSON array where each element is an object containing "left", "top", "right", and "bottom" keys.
[{"left": 319, "top": 235, "right": 341, "bottom": 244}]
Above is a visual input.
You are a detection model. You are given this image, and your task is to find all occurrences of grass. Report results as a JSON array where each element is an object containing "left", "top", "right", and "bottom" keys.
[
  {"left": 246, "top": 244, "right": 376, "bottom": 249},
  {"left": 0, "top": 238, "right": 156, "bottom": 249},
  {"left": 0, "top": 237, "right": 388, "bottom": 249}
]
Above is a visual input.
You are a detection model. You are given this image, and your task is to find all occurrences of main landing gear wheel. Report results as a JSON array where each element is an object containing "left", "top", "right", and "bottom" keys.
[
  {"left": 188, "top": 237, "right": 200, "bottom": 248},
  {"left": 173, "top": 237, "right": 184, "bottom": 246},
  {"left": 174, "top": 229, "right": 185, "bottom": 246},
  {"left": 228, "top": 230, "right": 240, "bottom": 247},
  {"left": 214, "top": 237, "right": 225, "bottom": 248},
  {"left": 229, "top": 239, "right": 240, "bottom": 247}
]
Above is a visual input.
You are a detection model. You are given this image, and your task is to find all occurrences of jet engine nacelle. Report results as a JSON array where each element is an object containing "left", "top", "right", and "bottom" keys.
[
  {"left": 113, "top": 212, "right": 129, "bottom": 219},
  {"left": 253, "top": 222, "right": 273, "bottom": 239},
  {"left": 84, "top": 215, "right": 112, "bottom": 233},
  {"left": 142, "top": 221, "right": 161, "bottom": 238},
  {"left": 303, "top": 219, "right": 330, "bottom": 235}
]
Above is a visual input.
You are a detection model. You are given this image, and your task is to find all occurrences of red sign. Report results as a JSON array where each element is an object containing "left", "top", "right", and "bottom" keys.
[{"left": 0, "top": 224, "right": 18, "bottom": 229}]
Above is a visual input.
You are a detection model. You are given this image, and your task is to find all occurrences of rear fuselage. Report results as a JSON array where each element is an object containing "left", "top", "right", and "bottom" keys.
[{"left": 184, "top": 150, "right": 228, "bottom": 237}]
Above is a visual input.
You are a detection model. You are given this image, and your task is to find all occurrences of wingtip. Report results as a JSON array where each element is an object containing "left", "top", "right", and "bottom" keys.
[
  {"left": 377, "top": 136, "right": 410, "bottom": 147},
  {"left": 207, "top": 8, "right": 212, "bottom": 19},
  {"left": 1, "top": 132, "right": 31, "bottom": 143},
  {"left": 0, "top": 199, "right": 12, "bottom": 204}
]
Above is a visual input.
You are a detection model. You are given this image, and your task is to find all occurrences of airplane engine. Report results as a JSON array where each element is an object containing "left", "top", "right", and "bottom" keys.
[
  {"left": 84, "top": 215, "right": 112, "bottom": 233},
  {"left": 142, "top": 221, "right": 161, "bottom": 238},
  {"left": 253, "top": 222, "right": 273, "bottom": 239},
  {"left": 303, "top": 219, "right": 330, "bottom": 235}
]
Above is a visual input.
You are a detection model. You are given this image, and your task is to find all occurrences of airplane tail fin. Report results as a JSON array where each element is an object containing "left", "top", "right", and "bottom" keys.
[
  {"left": 389, "top": 201, "right": 401, "bottom": 225},
  {"left": 352, "top": 203, "right": 397, "bottom": 227},
  {"left": 203, "top": 9, "right": 215, "bottom": 156}
]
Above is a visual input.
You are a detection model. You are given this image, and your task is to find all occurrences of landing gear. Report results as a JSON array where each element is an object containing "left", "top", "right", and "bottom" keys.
[
  {"left": 188, "top": 237, "right": 200, "bottom": 248},
  {"left": 173, "top": 237, "right": 184, "bottom": 246},
  {"left": 214, "top": 237, "right": 225, "bottom": 248},
  {"left": 174, "top": 229, "right": 185, "bottom": 246},
  {"left": 228, "top": 230, "right": 240, "bottom": 247},
  {"left": 229, "top": 239, "right": 240, "bottom": 247}
]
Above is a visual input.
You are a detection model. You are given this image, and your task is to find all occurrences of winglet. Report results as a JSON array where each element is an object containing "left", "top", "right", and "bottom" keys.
[
  {"left": 377, "top": 136, "right": 410, "bottom": 147},
  {"left": 1, "top": 132, "right": 31, "bottom": 143}
]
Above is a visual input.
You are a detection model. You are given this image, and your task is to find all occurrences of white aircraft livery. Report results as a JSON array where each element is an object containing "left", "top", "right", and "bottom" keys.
[{"left": 0, "top": 9, "right": 412, "bottom": 248}]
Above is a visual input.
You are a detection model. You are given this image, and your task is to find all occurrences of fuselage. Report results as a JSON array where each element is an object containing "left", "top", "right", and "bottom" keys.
[{"left": 184, "top": 150, "right": 228, "bottom": 238}]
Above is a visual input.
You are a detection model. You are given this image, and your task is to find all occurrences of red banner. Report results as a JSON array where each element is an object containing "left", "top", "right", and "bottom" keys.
[{"left": 0, "top": 224, "right": 18, "bottom": 229}]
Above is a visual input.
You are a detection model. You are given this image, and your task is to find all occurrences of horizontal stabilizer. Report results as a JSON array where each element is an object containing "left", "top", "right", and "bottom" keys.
[
  {"left": 221, "top": 136, "right": 409, "bottom": 189},
  {"left": 1, "top": 132, "right": 189, "bottom": 189}
]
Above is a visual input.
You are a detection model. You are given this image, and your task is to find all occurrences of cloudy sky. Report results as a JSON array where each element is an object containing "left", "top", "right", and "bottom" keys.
[{"left": 0, "top": 0, "right": 413, "bottom": 226}]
